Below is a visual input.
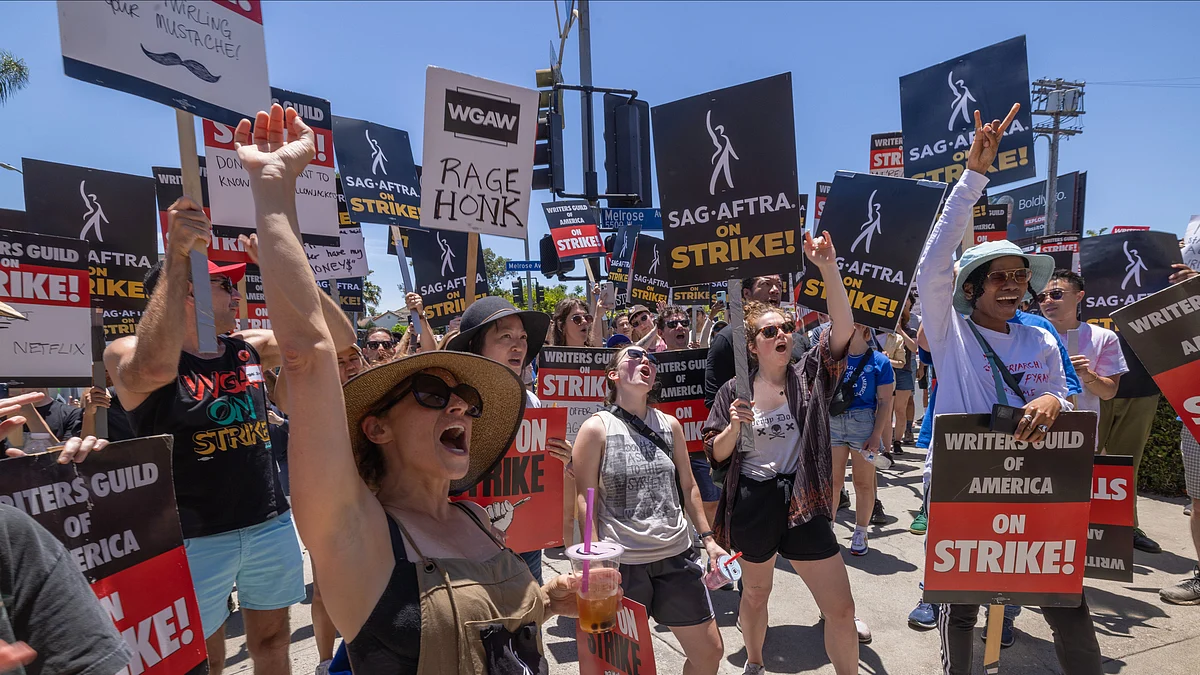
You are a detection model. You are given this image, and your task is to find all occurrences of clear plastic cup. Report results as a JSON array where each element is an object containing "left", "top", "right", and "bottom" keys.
[
  {"left": 566, "top": 542, "right": 624, "bottom": 633},
  {"left": 703, "top": 554, "right": 744, "bottom": 590}
]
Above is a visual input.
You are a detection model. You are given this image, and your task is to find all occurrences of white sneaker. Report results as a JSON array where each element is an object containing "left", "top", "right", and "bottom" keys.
[
  {"left": 743, "top": 663, "right": 765, "bottom": 675},
  {"left": 855, "top": 617, "right": 872, "bottom": 643},
  {"left": 316, "top": 660, "right": 332, "bottom": 675},
  {"left": 850, "top": 530, "right": 868, "bottom": 556}
]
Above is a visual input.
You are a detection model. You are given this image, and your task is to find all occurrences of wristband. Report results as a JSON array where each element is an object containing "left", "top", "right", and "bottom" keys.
[{"left": 698, "top": 530, "right": 716, "bottom": 541}]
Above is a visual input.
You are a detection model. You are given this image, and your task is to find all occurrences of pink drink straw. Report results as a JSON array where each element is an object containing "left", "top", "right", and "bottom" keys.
[{"left": 581, "top": 488, "right": 596, "bottom": 593}]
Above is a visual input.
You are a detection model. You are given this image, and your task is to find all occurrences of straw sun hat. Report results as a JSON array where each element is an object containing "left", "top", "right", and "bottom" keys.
[{"left": 342, "top": 350, "right": 527, "bottom": 495}]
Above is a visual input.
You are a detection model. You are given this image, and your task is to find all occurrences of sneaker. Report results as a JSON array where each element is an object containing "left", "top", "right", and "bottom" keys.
[
  {"left": 742, "top": 663, "right": 765, "bottom": 675},
  {"left": 850, "top": 530, "right": 868, "bottom": 556},
  {"left": 1160, "top": 568, "right": 1200, "bottom": 605},
  {"left": 909, "top": 509, "right": 928, "bottom": 535},
  {"left": 839, "top": 488, "right": 851, "bottom": 510},
  {"left": 893, "top": 440, "right": 905, "bottom": 456},
  {"left": 315, "top": 661, "right": 332, "bottom": 675},
  {"left": 855, "top": 617, "right": 872, "bottom": 643},
  {"left": 1134, "top": 528, "right": 1162, "bottom": 554},
  {"left": 979, "top": 617, "right": 1016, "bottom": 648},
  {"left": 908, "top": 601, "right": 937, "bottom": 630},
  {"left": 871, "top": 499, "right": 887, "bottom": 525},
  {"left": 1185, "top": 503, "right": 1192, "bottom": 517}
]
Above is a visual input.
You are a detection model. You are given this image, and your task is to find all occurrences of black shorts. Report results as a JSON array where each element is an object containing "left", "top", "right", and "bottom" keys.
[
  {"left": 730, "top": 473, "right": 840, "bottom": 564},
  {"left": 619, "top": 548, "right": 714, "bottom": 627}
]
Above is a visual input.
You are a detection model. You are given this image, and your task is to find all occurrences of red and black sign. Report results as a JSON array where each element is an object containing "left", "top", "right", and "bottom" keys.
[
  {"left": 544, "top": 201, "right": 605, "bottom": 262},
  {"left": 1037, "top": 233, "right": 1080, "bottom": 273},
  {"left": 237, "top": 265, "right": 270, "bottom": 330},
  {"left": 813, "top": 181, "right": 831, "bottom": 232},
  {"left": 1081, "top": 231, "right": 1182, "bottom": 327},
  {"left": 972, "top": 199, "right": 1008, "bottom": 245},
  {"left": 1085, "top": 455, "right": 1134, "bottom": 582},
  {"left": 924, "top": 412, "right": 1096, "bottom": 607},
  {"left": 538, "top": 347, "right": 614, "bottom": 441},
  {"left": 454, "top": 408, "right": 567, "bottom": 552},
  {"left": 651, "top": 349, "right": 707, "bottom": 453},
  {"left": 152, "top": 161, "right": 255, "bottom": 265},
  {"left": 869, "top": 132, "right": 904, "bottom": 177},
  {"left": 576, "top": 598, "right": 656, "bottom": 675},
  {"left": 0, "top": 435, "right": 207, "bottom": 674}
]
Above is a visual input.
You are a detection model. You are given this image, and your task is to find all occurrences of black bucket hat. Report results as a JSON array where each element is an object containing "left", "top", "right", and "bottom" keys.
[{"left": 443, "top": 296, "right": 551, "bottom": 368}]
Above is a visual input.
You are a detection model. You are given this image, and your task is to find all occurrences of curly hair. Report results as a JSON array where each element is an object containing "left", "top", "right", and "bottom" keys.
[
  {"left": 742, "top": 301, "right": 789, "bottom": 364},
  {"left": 551, "top": 297, "right": 592, "bottom": 346},
  {"left": 655, "top": 305, "right": 690, "bottom": 332}
]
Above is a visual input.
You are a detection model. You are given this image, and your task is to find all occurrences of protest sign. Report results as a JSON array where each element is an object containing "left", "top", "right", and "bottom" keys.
[
  {"left": 670, "top": 284, "right": 711, "bottom": 306},
  {"left": 1085, "top": 455, "right": 1135, "bottom": 582},
  {"left": 454, "top": 408, "right": 567, "bottom": 552},
  {"left": 0, "top": 229, "right": 91, "bottom": 386},
  {"left": 332, "top": 116, "right": 421, "bottom": 227},
  {"left": 869, "top": 132, "right": 904, "bottom": 177},
  {"left": 1110, "top": 225, "right": 1150, "bottom": 234},
  {"left": 0, "top": 435, "right": 207, "bottom": 674},
  {"left": 306, "top": 227, "right": 367, "bottom": 281},
  {"left": 923, "top": 412, "right": 1096, "bottom": 607},
  {"left": 973, "top": 200, "right": 1008, "bottom": 245},
  {"left": 235, "top": 264, "right": 270, "bottom": 330},
  {"left": 576, "top": 597, "right": 656, "bottom": 675},
  {"left": 1112, "top": 275, "right": 1200, "bottom": 441},
  {"left": 57, "top": 0, "right": 269, "bottom": 127},
  {"left": 386, "top": 225, "right": 412, "bottom": 258},
  {"left": 608, "top": 219, "right": 642, "bottom": 309},
  {"left": 1080, "top": 231, "right": 1181, "bottom": 327},
  {"left": 651, "top": 349, "right": 707, "bottom": 453},
  {"left": 813, "top": 182, "right": 831, "bottom": 233},
  {"left": 204, "top": 88, "right": 340, "bottom": 245},
  {"left": 1182, "top": 215, "right": 1200, "bottom": 272},
  {"left": 989, "top": 171, "right": 1084, "bottom": 241},
  {"left": 544, "top": 201, "right": 605, "bottom": 262},
  {"left": 1037, "top": 233, "right": 1080, "bottom": 274},
  {"left": 796, "top": 172, "right": 945, "bottom": 330},
  {"left": 153, "top": 162, "right": 254, "bottom": 265},
  {"left": 317, "top": 278, "right": 364, "bottom": 313},
  {"left": 652, "top": 74, "right": 803, "bottom": 285},
  {"left": 406, "top": 227, "right": 488, "bottom": 328},
  {"left": 900, "top": 36, "right": 1034, "bottom": 187},
  {"left": 629, "top": 235, "right": 670, "bottom": 308},
  {"left": 0, "top": 209, "right": 25, "bottom": 231},
  {"left": 420, "top": 67, "right": 540, "bottom": 239},
  {"left": 21, "top": 159, "right": 157, "bottom": 340},
  {"left": 537, "top": 347, "right": 615, "bottom": 441}
]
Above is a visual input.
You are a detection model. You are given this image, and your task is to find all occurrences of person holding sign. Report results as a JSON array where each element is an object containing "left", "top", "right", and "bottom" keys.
[
  {"left": 915, "top": 104, "right": 1102, "bottom": 674},
  {"left": 1037, "top": 270, "right": 1128, "bottom": 414},
  {"left": 574, "top": 344, "right": 728, "bottom": 675},
  {"left": 704, "top": 232, "right": 865, "bottom": 675},
  {"left": 234, "top": 104, "right": 587, "bottom": 674},
  {"left": 551, "top": 296, "right": 605, "bottom": 348}
]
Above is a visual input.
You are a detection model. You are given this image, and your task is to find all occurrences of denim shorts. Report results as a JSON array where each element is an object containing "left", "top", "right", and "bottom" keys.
[
  {"left": 184, "top": 510, "right": 306, "bottom": 637},
  {"left": 689, "top": 453, "right": 722, "bottom": 502},
  {"left": 895, "top": 366, "right": 915, "bottom": 391},
  {"left": 830, "top": 407, "right": 876, "bottom": 452}
]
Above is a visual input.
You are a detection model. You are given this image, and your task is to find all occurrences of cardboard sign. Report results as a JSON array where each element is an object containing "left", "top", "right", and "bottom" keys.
[
  {"left": 406, "top": 227, "right": 488, "bottom": 328},
  {"left": 318, "top": 277, "right": 364, "bottom": 313},
  {"left": 629, "top": 235, "right": 670, "bottom": 308},
  {"left": 973, "top": 200, "right": 1009, "bottom": 245},
  {"left": 306, "top": 227, "right": 367, "bottom": 281},
  {"left": 670, "top": 285, "right": 711, "bottom": 306},
  {"left": 796, "top": 172, "right": 945, "bottom": 330},
  {"left": 651, "top": 349, "right": 707, "bottom": 453},
  {"left": 332, "top": 116, "right": 421, "bottom": 227},
  {"left": 21, "top": 159, "right": 157, "bottom": 340},
  {"left": 576, "top": 598, "right": 656, "bottom": 675},
  {"left": 204, "top": 87, "right": 340, "bottom": 245},
  {"left": 923, "top": 412, "right": 1096, "bottom": 607},
  {"left": 152, "top": 162, "right": 254, "bottom": 265},
  {"left": 1080, "top": 231, "right": 1181, "bottom": 327},
  {"left": 608, "top": 219, "right": 642, "bottom": 310},
  {"left": 537, "top": 347, "right": 616, "bottom": 441},
  {"left": 652, "top": 74, "right": 804, "bottom": 285},
  {"left": 900, "top": 36, "right": 1035, "bottom": 187},
  {"left": 989, "top": 171, "right": 1085, "bottom": 241},
  {"left": 1112, "top": 275, "right": 1200, "bottom": 441},
  {"left": 454, "top": 408, "right": 567, "bottom": 552},
  {"left": 1109, "top": 225, "right": 1150, "bottom": 234},
  {"left": 1085, "top": 455, "right": 1134, "bottom": 582},
  {"left": 0, "top": 435, "right": 207, "bottom": 675},
  {"left": 869, "top": 132, "right": 904, "bottom": 177},
  {"left": 0, "top": 229, "right": 92, "bottom": 386},
  {"left": 57, "top": 0, "right": 269, "bottom": 127},
  {"left": 420, "top": 67, "right": 540, "bottom": 239},
  {"left": 544, "top": 201, "right": 605, "bottom": 261},
  {"left": 813, "top": 181, "right": 831, "bottom": 233}
]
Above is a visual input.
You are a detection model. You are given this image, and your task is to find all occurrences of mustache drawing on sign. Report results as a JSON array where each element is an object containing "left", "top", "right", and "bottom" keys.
[
  {"left": 851, "top": 190, "right": 882, "bottom": 254},
  {"left": 140, "top": 46, "right": 221, "bottom": 83},
  {"left": 79, "top": 180, "right": 108, "bottom": 243},
  {"left": 1122, "top": 240, "right": 1147, "bottom": 290},
  {"left": 706, "top": 110, "right": 739, "bottom": 196},
  {"left": 366, "top": 129, "right": 388, "bottom": 176},
  {"left": 439, "top": 233, "right": 456, "bottom": 276},
  {"left": 947, "top": 70, "right": 976, "bottom": 131}
]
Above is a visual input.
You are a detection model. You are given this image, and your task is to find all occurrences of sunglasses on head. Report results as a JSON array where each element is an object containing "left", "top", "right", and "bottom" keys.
[
  {"left": 372, "top": 373, "right": 484, "bottom": 419},
  {"left": 1035, "top": 288, "right": 1067, "bottom": 304},
  {"left": 623, "top": 348, "right": 658, "bottom": 366},
  {"left": 756, "top": 321, "right": 796, "bottom": 339},
  {"left": 984, "top": 268, "right": 1033, "bottom": 286},
  {"left": 570, "top": 313, "right": 594, "bottom": 325},
  {"left": 666, "top": 319, "right": 690, "bottom": 329},
  {"left": 210, "top": 275, "right": 234, "bottom": 294},
  {"left": 366, "top": 340, "right": 395, "bottom": 349}
]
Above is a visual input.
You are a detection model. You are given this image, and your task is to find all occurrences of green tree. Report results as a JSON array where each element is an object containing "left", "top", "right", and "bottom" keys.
[
  {"left": 483, "top": 247, "right": 512, "bottom": 288},
  {"left": 362, "top": 273, "right": 382, "bottom": 315},
  {"left": 0, "top": 50, "right": 29, "bottom": 105},
  {"left": 1084, "top": 227, "right": 1109, "bottom": 237}
]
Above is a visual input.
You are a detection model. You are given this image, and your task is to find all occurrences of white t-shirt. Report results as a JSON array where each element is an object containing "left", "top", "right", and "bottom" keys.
[
  {"left": 741, "top": 402, "right": 800, "bottom": 480},
  {"left": 1060, "top": 322, "right": 1128, "bottom": 413},
  {"left": 525, "top": 389, "right": 541, "bottom": 408}
]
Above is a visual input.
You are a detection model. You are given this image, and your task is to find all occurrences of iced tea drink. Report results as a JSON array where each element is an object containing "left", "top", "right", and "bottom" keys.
[{"left": 566, "top": 542, "right": 624, "bottom": 634}]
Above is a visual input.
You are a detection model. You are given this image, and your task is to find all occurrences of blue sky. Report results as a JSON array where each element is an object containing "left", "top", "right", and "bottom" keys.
[{"left": 2, "top": 1, "right": 1198, "bottom": 312}]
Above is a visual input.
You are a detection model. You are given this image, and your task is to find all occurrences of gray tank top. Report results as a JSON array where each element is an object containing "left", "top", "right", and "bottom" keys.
[{"left": 594, "top": 409, "right": 691, "bottom": 564}]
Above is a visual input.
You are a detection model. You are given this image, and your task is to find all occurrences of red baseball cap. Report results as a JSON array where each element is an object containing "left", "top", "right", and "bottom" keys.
[{"left": 208, "top": 260, "right": 246, "bottom": 284}]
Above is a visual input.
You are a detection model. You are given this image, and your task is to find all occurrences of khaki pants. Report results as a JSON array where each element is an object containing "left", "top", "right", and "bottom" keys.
[{"left": 1097, "top": 394, "right": 1160, "bottom": 526}]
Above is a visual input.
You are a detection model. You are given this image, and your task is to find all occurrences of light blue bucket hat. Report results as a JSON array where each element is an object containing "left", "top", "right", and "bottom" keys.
[{"left": 953, "top": 240, "right": 1055, "bottom": 315}]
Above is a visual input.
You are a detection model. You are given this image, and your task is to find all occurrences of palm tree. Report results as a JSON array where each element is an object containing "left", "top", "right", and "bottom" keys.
[{"left": 0, "top": 50, "right": 30, "bottom": 105}]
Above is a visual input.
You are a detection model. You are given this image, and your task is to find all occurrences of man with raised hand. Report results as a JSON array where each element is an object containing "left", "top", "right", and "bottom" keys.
[{"left": 915, "top": 104, "right": 1102, "bottom": 675}]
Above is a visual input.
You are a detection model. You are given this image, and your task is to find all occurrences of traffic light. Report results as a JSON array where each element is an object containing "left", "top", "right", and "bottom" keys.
[
  {"left": 533, "top": 67, "right": 565, "bottom": 194},
  {"left": 535, "top": 282, "right": 546, "bottom": 307},
  {"left": 539, "top": 232, "right": 575, "bottom": 278},
  {"left": 512, "top": 279, "right": 525, "bottom": 307},
  {"left": 603, "top": 93, "right": 652, "bottom": 208}
]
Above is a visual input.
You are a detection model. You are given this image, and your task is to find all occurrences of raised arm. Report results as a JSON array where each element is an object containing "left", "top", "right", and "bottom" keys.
[
  {"left": 805, "top": 230, "right": 853, "bottom": 359},
  {"left": 405, "top": 293, "right": 438, "bottom": 352}
]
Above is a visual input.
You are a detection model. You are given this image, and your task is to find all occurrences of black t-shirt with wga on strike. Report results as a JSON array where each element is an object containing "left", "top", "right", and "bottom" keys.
[{"left": 126, "top": 335, "right": 288, "bottom": 539}]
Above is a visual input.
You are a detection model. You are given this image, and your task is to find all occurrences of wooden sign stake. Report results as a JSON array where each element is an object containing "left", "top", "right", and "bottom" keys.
[
  {"left": 175, "top": 110, "right": 219, "bottom": 355},
  {"left": 89, "top": 307, "right": 108, "bottom": 439},
  {"left": 982, "top": 603, "right": 1005, "bottom": 674},
  {"left": 390, "top": 226, "right": 421, "bottom": 337},
  {"left": 727, "top": 279, "right": 755, "bottom": 452},
  {"left": 465, "top": 232, "right": 480, "bottom": 311}
]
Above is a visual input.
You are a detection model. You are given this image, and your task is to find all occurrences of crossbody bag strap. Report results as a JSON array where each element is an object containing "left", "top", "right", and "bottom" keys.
[
  {"left": 965, "top": 320, "right": 1027, "bottom": 405},
  {"left": 606, "top": 406, "right": 685, "bottom": 505},
  {"left": 843, "top": 347, "right": 874, "bottom": 385}
]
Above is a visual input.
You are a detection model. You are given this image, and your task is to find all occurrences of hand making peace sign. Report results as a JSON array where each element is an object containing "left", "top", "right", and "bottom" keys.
[{"left": 966, "top": 103, "right": 1021, "bottom": 175}]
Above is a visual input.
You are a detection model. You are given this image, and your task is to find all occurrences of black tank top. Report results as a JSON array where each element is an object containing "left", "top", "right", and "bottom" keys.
[
  {"left": 345, "top": 515, "right": 421, "bottom": 673},
  {"left": 127, "top": 335, "right": 287, "bottom": 538}
]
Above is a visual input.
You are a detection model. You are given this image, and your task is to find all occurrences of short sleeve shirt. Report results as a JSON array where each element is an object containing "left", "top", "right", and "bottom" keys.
[{"left": 843, "top": 350, "right": 895, "bottom": 411}]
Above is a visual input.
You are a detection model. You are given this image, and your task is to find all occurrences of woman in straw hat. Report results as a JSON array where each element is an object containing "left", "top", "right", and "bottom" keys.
[{"left": 234, "top": 104, "right": 592, "bottom": 674}]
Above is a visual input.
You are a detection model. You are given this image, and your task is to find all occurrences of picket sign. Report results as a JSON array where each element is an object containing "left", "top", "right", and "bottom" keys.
[
  {"left": 389, "top": 226, "right": 421, "bottom": 337},
  {"left": 465, "top": 233, "right": 480, "bottom": 311},
  {"left": 175, "top": 111, "right": 219, "bottom": 356},
  {"left": 983, "top": 604, "right": 1005, "bottom": 674},
  {"left": 727, "top": 279, "right": 755, "bottom": 453}
]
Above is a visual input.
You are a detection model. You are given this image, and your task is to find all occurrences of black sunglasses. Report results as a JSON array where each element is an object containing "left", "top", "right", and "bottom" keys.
[
  {"left": 666, "top": 319, "right": 691, "bottom": 329},
  {"left": 630, "top": 313, "right": 650, "bottom": 327},
  {"left": 623, "top": 348, "right": 658, "bottom": 366},
  {"left": 570, "top": 313, "right": 594, "bottom": 325},
  {"left": 210, "top": 275, "right": 234, "bottom": 294},
  {"left": 371, "top": 373, "right": 484, "bottom": 419},
  {"left": 366, "top": 340, "right": 395, "bottom": 349},
  {"left": 1035, "top": 288, "right": 1067, "bottom": 304},
  {"left": 757, "top": 321, "right": 796, "bottom": 339}
]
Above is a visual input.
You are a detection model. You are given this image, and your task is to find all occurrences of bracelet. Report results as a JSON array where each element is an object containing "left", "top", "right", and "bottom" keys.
[{"left": 698, "top": 530, "right": 716, "bottom": 541}]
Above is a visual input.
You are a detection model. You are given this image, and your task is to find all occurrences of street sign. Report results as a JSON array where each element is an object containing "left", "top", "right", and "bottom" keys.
[
  {"left": 506, "top": 260, "right": 541, "bottom": 272},
  {"left": 599, "top": 207, "right": 662, "bottom": 231}
]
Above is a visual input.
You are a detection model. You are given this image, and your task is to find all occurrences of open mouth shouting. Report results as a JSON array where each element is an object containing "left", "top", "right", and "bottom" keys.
[{"left": 439, "top": 422, "right": 469, "bottom": 456}]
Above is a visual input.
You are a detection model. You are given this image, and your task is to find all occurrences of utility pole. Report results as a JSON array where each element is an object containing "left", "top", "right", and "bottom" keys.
[
  {"left": 1031, "top": 79, "right": 1085, "bottom": 236},
  {"left": 578, "top": 0, "right": 596, "bottom": 307}
]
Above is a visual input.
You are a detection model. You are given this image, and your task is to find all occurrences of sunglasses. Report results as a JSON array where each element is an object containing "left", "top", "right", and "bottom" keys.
[
  {"left": 630, "top": 313, "right": 650, "bottom": 327},
  {"left": 371, "top": 373, "right": 484, "bottom": 419},
  {"left": 756, "top": 321, "right": 796, "bottom": 339},
  {"left": 1035, "top": 288, "right": 1067, "bottom": 304},
  {"left": 366, "top": 340, "right": 395, "bottom": 349},
  {"left": 984, "top": 268, "right": 1033, "bottom": 286},
  {"left": 623, "top": 348, "right": 658, "bottom": 366},
  {"left": 570, "top": 313, "right": 594, "bottom": 325},
  {"left": 210, "top": 275, "right": 234, "bottom": 294},
  {"left": 666, "top": 319, "right": 691, "bottom": 329}
]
